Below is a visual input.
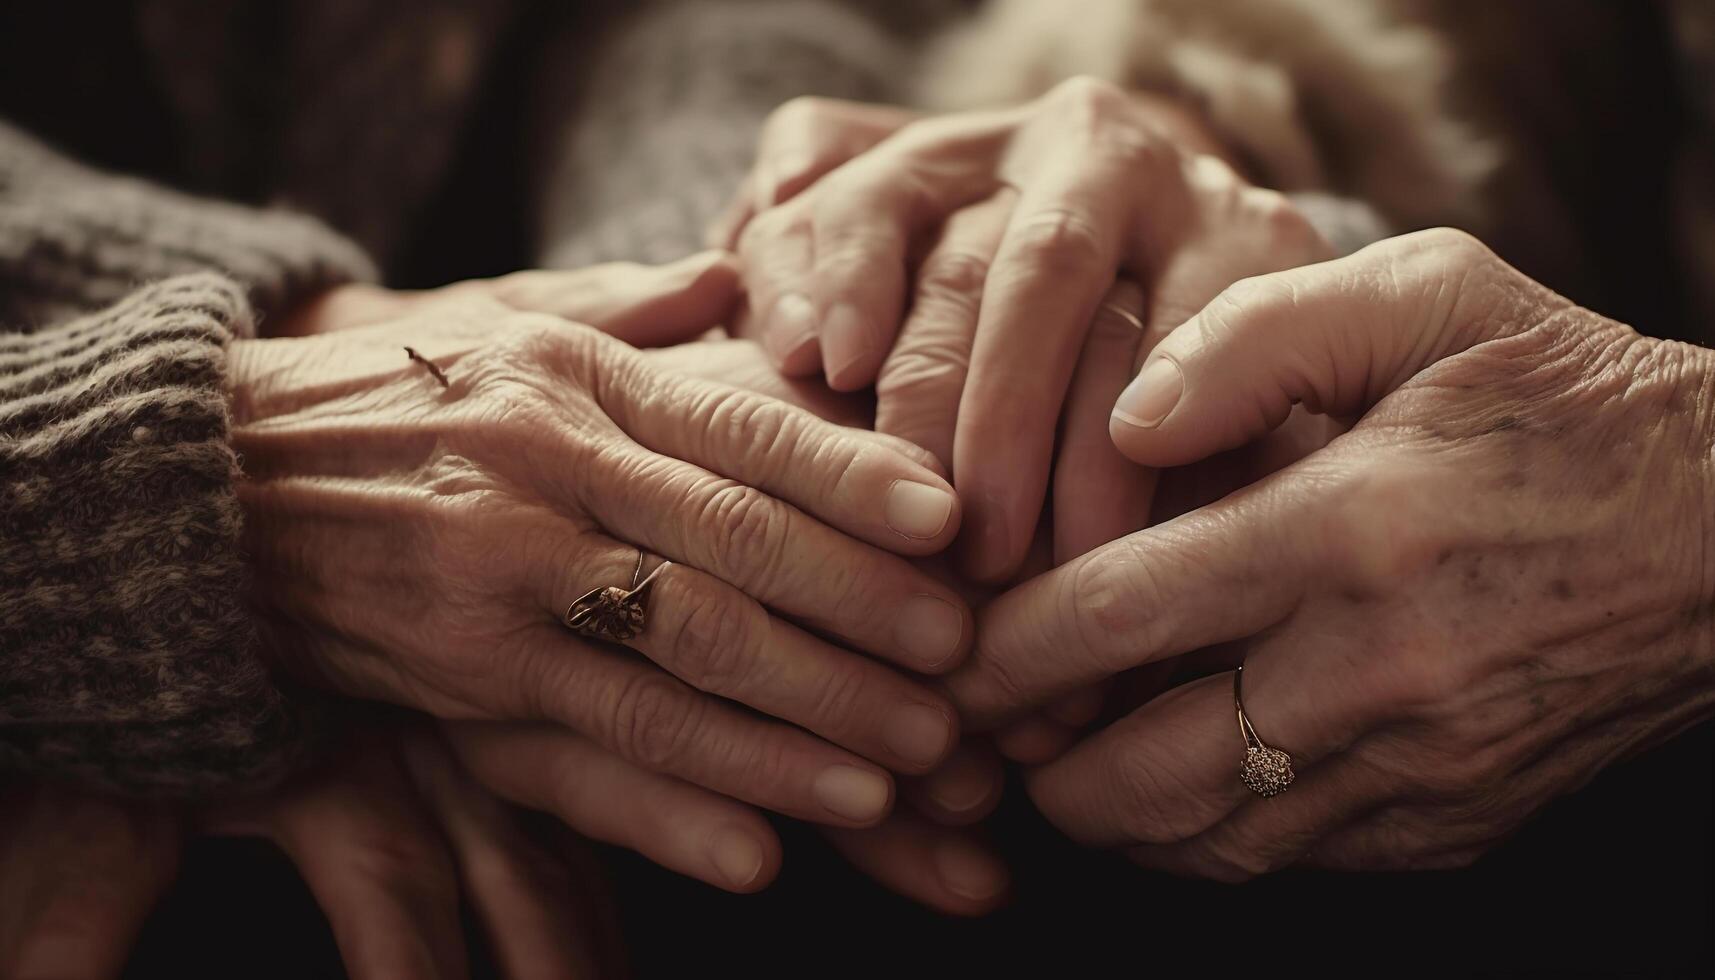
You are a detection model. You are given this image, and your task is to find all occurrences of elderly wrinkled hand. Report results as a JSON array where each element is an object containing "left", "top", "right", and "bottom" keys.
[
  {"left": 230, "top": 253, "right": 975, "bottom": 834},
  {"left": 729, "top": 78, "right": 1333, "bottom": 583},
  {"left": 947, "top": 229, "right": 1715, "bottom": 878}
]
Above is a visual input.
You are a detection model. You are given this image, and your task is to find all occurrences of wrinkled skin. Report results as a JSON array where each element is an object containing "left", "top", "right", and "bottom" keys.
[
  {"left": 947, "top": 229, "right": 1715, "bottom": 878},
  {"left": 231, "top": 253, "right": 977, "bottom": 837},
  {"left": 720, "top": 81, "right": 1338, "bottom": 755},
  {"left": 727, "top": 77, "right": 1333, "bottom": 587}
]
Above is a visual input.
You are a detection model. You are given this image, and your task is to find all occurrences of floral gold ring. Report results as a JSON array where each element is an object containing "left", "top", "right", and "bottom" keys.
[{"left": 1235, "top": 664, "right": 1295, "bottom": 798}]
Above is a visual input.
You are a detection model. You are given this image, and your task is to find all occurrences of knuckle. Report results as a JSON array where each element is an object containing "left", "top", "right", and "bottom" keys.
[
  {"left": 1201, "top": 273, "right": 1296, "bottom": 338},
  {"left": 664, "top": 583, "right": 765, "bottom": 693},
  {"left": 1046, "top": 75, "right": 1131, "bottom": 119},
  {"left": 1410, "top": 746, "right": 1502, "bottom": 804},
  {"left": 1069, "top": 546, "right": 1166, "bottom": 664},
  {"left": 876, "top": 342, "right": 969, "bottom": 406},
  {"left": 1320, "top": 463, "right": 1451, "bottom": 598},
  {"left": 765, "top": 95, "right": 832, "bottom": 138},
  {"left": 1001, "top": 208, "right": 1105, "bottom": 274},
  {"left": 698, "top": 480, "right": 792, "bottom": 585},
  {"left": 704, "top": 387, "right": 796, "bottom": 456},
  {"left": 1419, "top": 226, "right": 1495, "bottom": 270},
  {"left": 1105, "top": 742, "right": 1210, "bottom": 844},
  {"left": 609, "top": 671, "right": 702, "bottom": 772},
  {"left": 917, "top": 249, "right": 991, "bottom": 304},
  {"left": 1248, "top": 188, "right": 1326, "bottom": 252},
  {"left": 341, "top": 828, "right": 459, "bottom": 905},
  {"left": 746, "top": 194, "right": 807, "bottom": 236},
  {"left": 807, "top": 661, "right": 872, "bottom": 731}
]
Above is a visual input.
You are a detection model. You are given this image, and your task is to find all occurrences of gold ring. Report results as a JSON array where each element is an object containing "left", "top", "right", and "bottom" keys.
[
  {"left": 563, "top": 552, "right": 670, "bottom": 642},
  {"left": 1098, "top": 302, "right": 1144, "bottom": 333},
  {"left": 1235, "top": 664, "right": 1294, "bottom": 797}
]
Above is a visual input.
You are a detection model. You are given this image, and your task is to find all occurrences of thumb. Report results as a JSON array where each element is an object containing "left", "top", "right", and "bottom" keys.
[
  {"left": 489, "top": 249, "right": 742, "bottom": 347},
  {"left": 1108, "top": 228, "right": 1532, "bottom": 467}
]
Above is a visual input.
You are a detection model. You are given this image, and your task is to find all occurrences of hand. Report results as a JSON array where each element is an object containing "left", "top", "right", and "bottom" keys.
[
  {"left": 734, "top": 78, "right": 1332, "bottom": 581},
  {"left": 704, "top": 97, "right": 918, "bottom": 253},
  {"left": 0, "top": 724, "right": 614, "bottom": 979},
  {"left": 639, "top": 338, "right": 1012, "bottom": 914},
  {"left": 948, "top": 229, "right": 1715, "bottom": 877},
  {"left": 232, "top": 256, "right": 973, "bottom": 831}
]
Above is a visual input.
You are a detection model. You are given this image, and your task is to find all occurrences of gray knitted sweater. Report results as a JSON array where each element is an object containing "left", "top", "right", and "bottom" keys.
[{"left": 0, "top": 122, "right": 375, "bottom": 793}]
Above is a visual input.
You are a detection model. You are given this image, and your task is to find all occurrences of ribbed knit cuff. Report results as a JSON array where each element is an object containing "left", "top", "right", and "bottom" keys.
[{"left": 1, "top": 274, "right": 304, "bottom": 795}]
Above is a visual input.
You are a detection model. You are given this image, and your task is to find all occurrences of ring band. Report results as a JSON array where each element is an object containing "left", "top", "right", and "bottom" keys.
[
  {"left": 1235, "top": 664, "right": 1295, "bottom": 798},
  {"left": 563, "top": 552, "right": 669, "bottom": 642},
  {"left": 1098, "top": 302, "right": 1145, "bottom": 333}
]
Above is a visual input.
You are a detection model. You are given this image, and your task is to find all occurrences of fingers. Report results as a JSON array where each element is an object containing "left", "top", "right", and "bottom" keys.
[
  {"left": 443, "top": 721, "right": 781, "bottom": 893},
  {"left": 598, "top": 363, "right": 962, "bottom": 556},
  {"left": 737, "top": 203, "right": 822, "bottom": 372},
  {"left": 901, "top": 741, "right": 1006, "bottom": 827},
  {"left": 874, "top": 190, "right": 1015, "bottom": 469},
  {"left": 1109, "top": 228, "right": 1534, "bottom": 467},
  {"left": 792, "top": 111, "right": 1018, "bottom": 389},
  {"left": 211, "top": 747, "right": 469, "bottom": 980},
  {"left": 1051, "top": 278, "right": 1158, "bottom": 564},
  {"left": 510, "top": 627, "right": 898, "bottom": 827},
  {"left": 1024, "top": 658, "right": 1382, "bottom": 850},
  {"left": 0, "top": 785, "right": 180, "bottom": 980},
  {"left": 945, "top": 486, "right": 1313, "bottom": 727},
  {"left": 821, "top": 812, "right": 1010, "bottom": 916},
  {"left": 533, "top": 538, "right": 960, "bottom": 773},
  {"left": 951, "top": 140, "right": 1136, "bottom": 583},
  {"left": 569, "top": 436, "right": 971, "bottom": 673},
  {"left": 396, "top": 729, "right": 607, "bottom": 979},
  {"left": 487, "top": 249, "right": 741, "bottom": 347},
  {"left": 749, "top": 97, "right": 918, "bottom": 213},
  {"left": 1126, "top": 755, "right": 1387, "bottom": 881}
]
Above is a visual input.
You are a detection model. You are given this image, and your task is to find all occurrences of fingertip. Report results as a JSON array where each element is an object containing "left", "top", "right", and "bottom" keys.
[
  {"left": 707, "top": 823, "right": 782, "bottom": 894},
  {"left": 882, "top": 478, "right": 959, "bottom": 550},
  {"left": 931, "top": 837, "right": 1012, "bottom": 915},
  {"left": 993, "top": 717, "right": 1079, "bottom": 765},
  {"left": 821, "top": 302, "right": 883, "bottom": 392},
  {"left": 812, "top": 765, "right": 896, "bottom": 828},
  {"left": 953, "top": 494, "right": 1027, "bottom": 586},
  {"left": 762, "top": 293, "right": 820, "bottom": 373},
  {"left": 912, "top": 744, "right": 1004, "bottom": 825},
  {"left": 896, "top": 594, "right": 971, "bottom": 675}
]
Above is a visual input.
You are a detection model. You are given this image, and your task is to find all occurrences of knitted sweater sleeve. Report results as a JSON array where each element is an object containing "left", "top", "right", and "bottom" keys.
[
  {"left": 530, "top": 0, "right": 963, "bottom": 269},
  {"left": 0, "top": 121, "right": 372, "bottom": 794}
]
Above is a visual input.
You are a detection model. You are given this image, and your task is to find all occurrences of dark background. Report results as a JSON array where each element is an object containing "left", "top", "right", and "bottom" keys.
[{"left": 130, "top": 717, "right": 1713, "bottom": 977}]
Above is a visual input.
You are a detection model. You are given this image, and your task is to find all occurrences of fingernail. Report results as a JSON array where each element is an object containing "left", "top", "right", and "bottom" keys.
[
  {"left": 883, "top": 702, "right": 954, "bottom": 768},
  {"left": 925, "top": 748, "right": 995, "bottom": 813},
  {"left": 821, "top": 302, "right": 872, "bottom": 388},
  {"left": 934, "top": 838, "right": 1008, "bottom": 901},
  {"left": 708, "top": 826, "right": 765, "bottom": 889},
  {"left": 813, "top": 765, "right": 891, "bottom": 823},
  {"left": 1113, "top": 357, "right": 1184, "bottom": 428},
  {"left": 885, "top": 480, "right": 954, "bottom": 539},
  {"left": 765, "top": 292, "right": 817, "bottom": 363},
  {"left": 896, "top": 594, "right": 964, "bottom": 668}
]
